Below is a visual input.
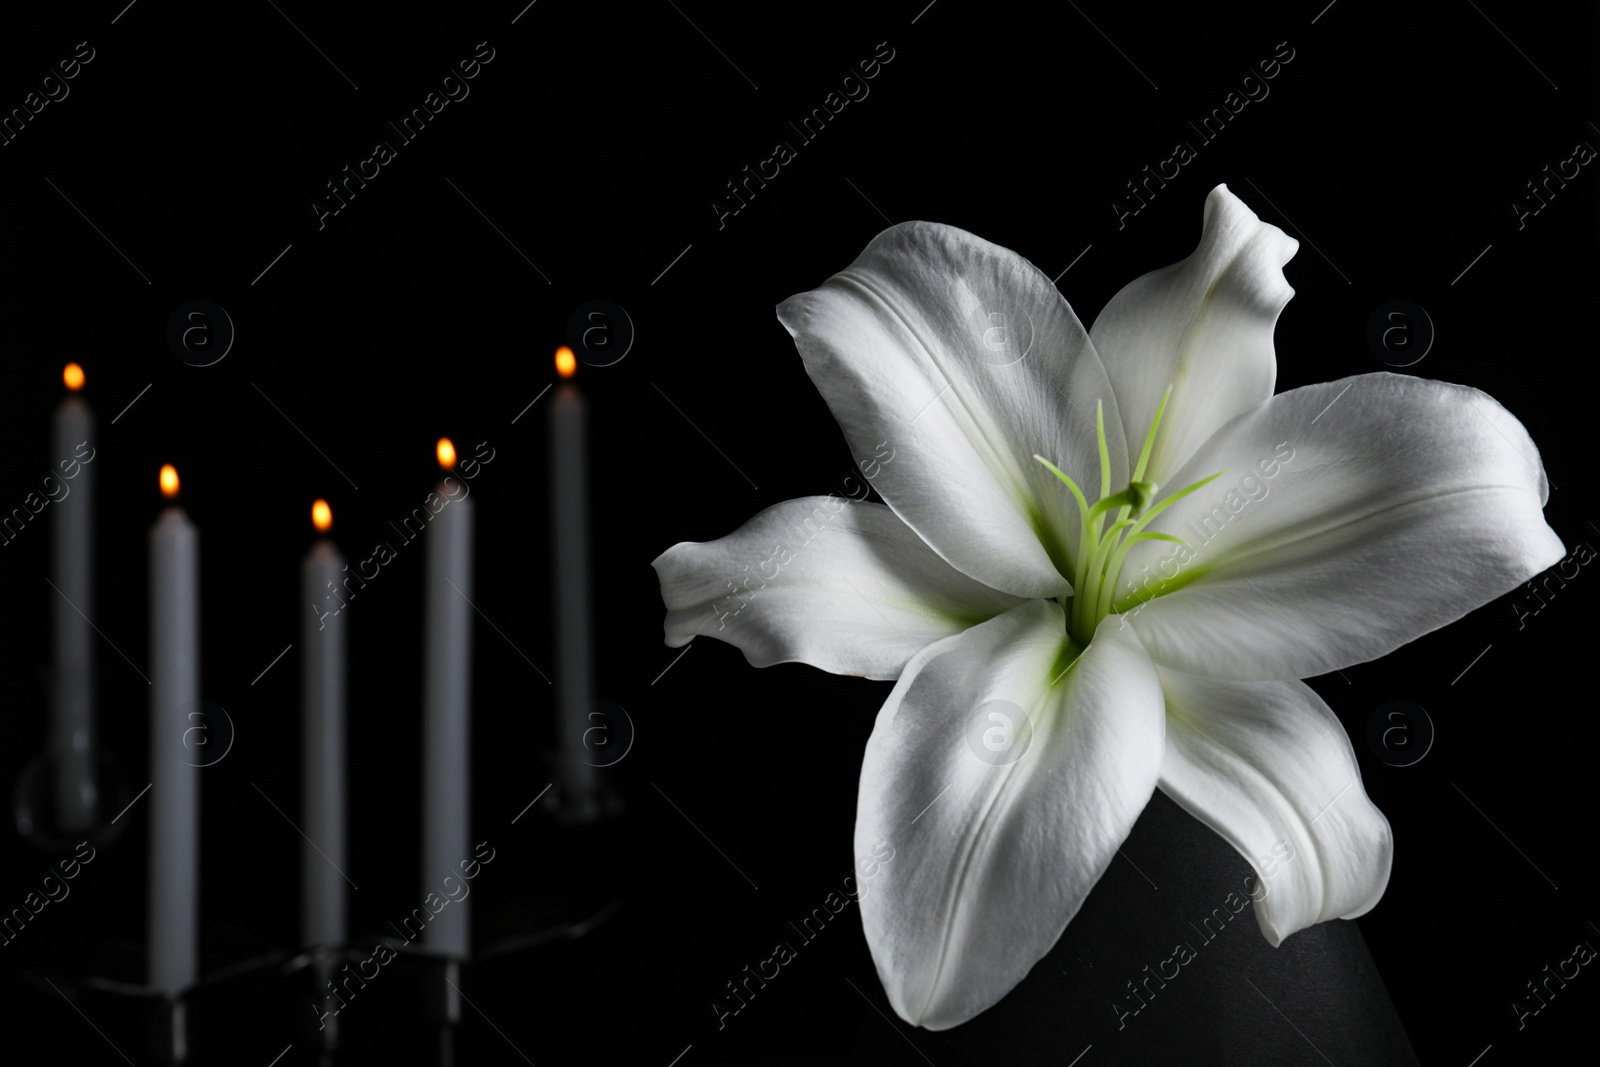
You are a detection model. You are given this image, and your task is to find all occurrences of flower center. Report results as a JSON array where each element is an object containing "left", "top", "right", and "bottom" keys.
[{"left": 1035, "top": 387, "right": 1222, "bottom": 646}]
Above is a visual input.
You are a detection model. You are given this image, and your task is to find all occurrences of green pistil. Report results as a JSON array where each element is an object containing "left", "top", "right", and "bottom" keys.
[
  {"left": 1034, "top": 388, "right": 1223, "bottom": 646},
  {"left": 1087, "top": 480, "right": 1158, "bottom": 523}
]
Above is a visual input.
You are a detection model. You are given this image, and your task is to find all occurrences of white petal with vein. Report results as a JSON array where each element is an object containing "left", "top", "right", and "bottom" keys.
[
  {"left": 779, "top": 222, "right": 1127, "bottom": 599},
  {"left": 1157, "top": 667, "right": 1393, "bottom": 945},
  {"left": 855, "top": 601, "right": 1164, "bottom": 1029},
  {"left": 1118, "top": 373, "right": 1564, "bottom": 679},
  {"left": 653, "top": 497, "right": 1023, "bottom": 680},
  {"left": 1090, "top": 183, "right": 1298, "bottom": 484}
]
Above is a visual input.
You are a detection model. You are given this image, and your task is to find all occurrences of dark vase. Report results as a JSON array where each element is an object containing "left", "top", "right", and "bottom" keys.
[{"left": 852, "top": 788, "right": 1420, "bottom": 1066}]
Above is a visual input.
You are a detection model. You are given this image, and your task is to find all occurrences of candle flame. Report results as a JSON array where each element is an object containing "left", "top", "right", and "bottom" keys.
[
  {"left": 63, "top": 363, "right": 85, "bottom": 391},
  {"left": 312, "top": 499, "right": 333, "bottom": 533},
  {"left": 436, "top": 437, "right": 456, "bottom": 469},
  {"left": 555, "top": 345, "right": 577, "bottom": 379},
  {"left": 159, "top": 464, "right": 180, "bottom": 498}
]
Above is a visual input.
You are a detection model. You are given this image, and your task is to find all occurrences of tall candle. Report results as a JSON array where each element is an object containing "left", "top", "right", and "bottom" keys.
[
  {"left": 52, "top": 362, "right": 96, "bottom": 830},
  {"left": 550, "top": 347, "right": 599, "bottom": 815},
  {"left": 148, "top": 464, "right": 199, "bottom": 996},
  {"left": 302, "top": 499, "right": 347, "bottom": 949},
  {"left": 423, "top": 438, "right": 474, "bottom": 958}
]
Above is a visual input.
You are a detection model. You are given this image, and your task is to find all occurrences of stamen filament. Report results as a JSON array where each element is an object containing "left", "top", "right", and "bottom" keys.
[
  {"left": 1033, "top": 455, "right": 1094, "bottom": 602},
  {"left": 1087, "top": 517, "right": 1135, "bottom": 588},
  {"left": 1132, "top": 385, "right": 1173, "bottom": 484},
  {"left": 1087, "top": 489, "right": 1137, "bottom": 523},
  {"left": 1115, "top": 385, "right": 1173, "bottom": 529},
  {"left": 1096, "top": 530, "right": 1184, "bottom": 622},
  {"left": 1036, "top": 394, "right": 1222, "bottom": 644}
]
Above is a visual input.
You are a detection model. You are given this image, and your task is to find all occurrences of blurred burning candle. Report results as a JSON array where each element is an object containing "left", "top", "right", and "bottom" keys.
[
  {"left": 53, "top": 363, "right": 96, "bottom": 829},
  {"left": 302, "top": 498, "right": 347, "bottom": 949},
  {"left": 149, "top": 464, "right": 199, "bottom": 996},
  {"left": 424, "top": 437, "right": 474, "bottom": 958},
  {"left": 550, "top": 348, "right": 599, "bottom": 815}
]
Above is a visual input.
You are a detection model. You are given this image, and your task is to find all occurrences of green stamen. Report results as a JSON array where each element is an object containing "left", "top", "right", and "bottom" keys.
[
  {"left": 1132, "top": 386, "right": 1172, "bottom": 484},
  {"left": 1116, "top": 386, "right": 1172, "bottom": 529},
  {"left": 1034, "top": 387, "right": 1223, "bottom": 645},
  {"left": 1096, "top": 530, "right": 1186, "bottom": 622},
  {"left": 1033, "top": 454, "right": 1093, "bottom": 601}
]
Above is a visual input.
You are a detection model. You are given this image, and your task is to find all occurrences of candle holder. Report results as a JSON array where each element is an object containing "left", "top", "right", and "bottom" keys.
[
  {"left": 420, "top": 955, "right": 462, "bottom": 1067},
  {"left": 541, "top": 695, "right": 631, "bottom": 827},
  {"left": 13, "top": 744, "right": 135, "bottom": 851},
  {"left": 286, "top": 947, "right": 340, "bottom": 1060},
  {"left": 474, "top": 748, "right": 628, "bottom": 957},
  {"left": 11, "top": 701, "right": 632, "bottom": 1063},
  {"left": 15, "top": 921, "right": 297, "bottom": 1065},
  {"left": 277, "top": 938, "right": 444, "bottom": 1064},
  {"left": 9, "top": 792, "right": 633, "bottom": 1065},
  {"left": 14, "top": 968, "right": 186, "bottom": 1066},
  {"left": 541, "top": 766, "right": 626, "bottom": 827}
]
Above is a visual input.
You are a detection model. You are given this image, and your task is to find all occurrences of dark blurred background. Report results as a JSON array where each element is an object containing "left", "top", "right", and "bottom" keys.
[{"left": 1, "top": 1, "right": 1596, "bottom": 1063}]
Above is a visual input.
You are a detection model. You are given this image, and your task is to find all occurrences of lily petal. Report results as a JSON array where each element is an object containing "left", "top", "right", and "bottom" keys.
[
  {"left": 1090, "top": 184, "right": 1298, "bottom": 484},
  {"left": 778, "top": 221, "right": 1127, "bottom": 599},
  {"left": 1157, "top": 667, "right": 1393, "bottom": 945},
  {"left": 1118, "top": 373, "right": 1564, "bottom": 680},
  {"left": 855, "top": 600, "right": 1163, "bottom": 1030},
  {"left": 652, "top": 497, "right": 1024, "bottom": 680}
]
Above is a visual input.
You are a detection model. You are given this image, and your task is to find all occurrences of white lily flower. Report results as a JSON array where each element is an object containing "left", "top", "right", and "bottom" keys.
[{"left": 652, "top": 184, "right": 1563, "bottom": 1030}]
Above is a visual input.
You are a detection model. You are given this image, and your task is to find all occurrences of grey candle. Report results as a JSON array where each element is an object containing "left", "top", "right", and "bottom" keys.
[
  {"left": 302, "top": 500, "right": 347, "bottom": 949},
  {"left": 423, "top": 439, "right": 474, "bottom": 958},
  {"left": 52, "top": 363, "right": 96, "bottom": 830},
  {"left": 550, "top": 348, "right": 599, "bottom": 814},
  {"left": 148, "top": 465, "right": 199, "bottom": 996}
]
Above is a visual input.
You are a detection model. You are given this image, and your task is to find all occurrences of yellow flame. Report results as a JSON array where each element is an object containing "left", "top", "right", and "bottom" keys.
[
  {"left": 63, "top": 363, "right": 85, "bottom": 391},
  {"left": 312, "top": 499, "right": 333, "bottom": 533},
  {"left": 436, "top": 437, "right": 456, "bottom": 469},
  {"left": 555, "top": 345, "right": 577, "bottom": 379},
  {"left": 159, "top": 465, "right": 179, "bottom": 498}
]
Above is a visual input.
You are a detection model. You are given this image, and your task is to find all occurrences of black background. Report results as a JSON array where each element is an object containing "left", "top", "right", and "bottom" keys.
[{"left": 1, "top": 1, "right": 1597, "bottom": 1064}]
